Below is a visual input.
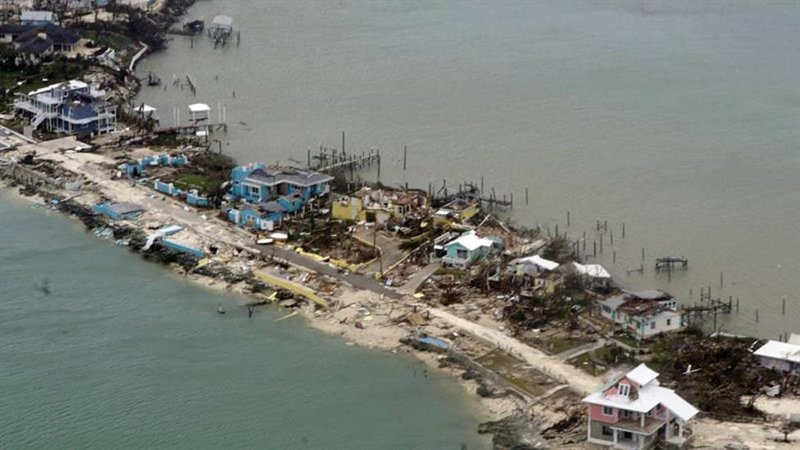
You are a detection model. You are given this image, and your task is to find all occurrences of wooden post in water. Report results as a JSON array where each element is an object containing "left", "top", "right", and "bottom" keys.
[
  {"left": 641, "top": 247, "right": 645, "bottom": 262},
  {"left": 783, "top": 297, "right": 786, "bottom": 316},
  {"left": 720, "top": 272, "right": 723, "bottom": 289},
  {"left": 736, "top": 298, "right": 739, "bottom": 312},
  {"left": 555, "top": 224, "right": 559, "bottom": 237},
  {"left": 403, "top": 145, "right": 407, "bottom": 171},
  {"left": 756, "top": 308, "right": 759, "bottom": 323},
  {"left": 525, "top": 188, "right": 529, "bottom": 205},
  {"left": 600, "top": 233, "right": 603, "bottom": 253},
  {"left": 567, "top": 211, "right": 570, "bottom": 227},
  {"left": 342, "top": 131, "right": 346, "bottom": 155},
  {"left": 376, "top": 149, "right": 381, "bottom": 183},
  {"left": 593, "top": 241, "right": 597, "bottom": 258},
  {"left": 610, "top": 230, "right": 614, "bottom": 245},
  {"left": 613, "top": 251, "right": 616, "bottom": 263},
  {"left": 510, "top": 192, "right": 513, "bottom": 209},
  {"left": 622, "top": 222, "right": 626, "bottom": 239}
]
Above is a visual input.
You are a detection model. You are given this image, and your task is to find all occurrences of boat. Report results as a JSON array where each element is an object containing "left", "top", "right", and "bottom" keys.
[
  {"left": 216, "top": 305, "right": 225, "bottom": 315},
  {"left": 256, "top": 238, "right": 273, "bottom": 245}
]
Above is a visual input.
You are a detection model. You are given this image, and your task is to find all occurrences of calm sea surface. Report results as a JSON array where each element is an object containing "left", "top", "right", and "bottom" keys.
[
  {"left": 0, "top": 193, "right": 489, "bottom": 449},
  {"left": 137, "top": 0, "right": 800, "bottom": 339}
]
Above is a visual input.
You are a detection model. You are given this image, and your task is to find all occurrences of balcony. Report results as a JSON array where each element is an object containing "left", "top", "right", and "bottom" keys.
[{"left": 611, "top": 416, "right": 666, "bottom": 435}]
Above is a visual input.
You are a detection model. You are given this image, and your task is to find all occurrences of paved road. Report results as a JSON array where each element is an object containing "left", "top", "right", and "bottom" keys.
[
  {"left": 355, "top": 229, "right": 407, "bottom": 275},
  {"left": 254, "top": 243, "right": 404, "bottom": 300}
]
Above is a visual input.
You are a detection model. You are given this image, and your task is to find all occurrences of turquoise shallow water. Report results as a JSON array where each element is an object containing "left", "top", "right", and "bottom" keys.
[{"left": 0, "top": 192, "right": 490, "bottom": 449}]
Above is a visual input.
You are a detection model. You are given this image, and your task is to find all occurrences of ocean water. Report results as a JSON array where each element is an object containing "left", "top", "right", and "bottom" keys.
[
  {"left": 0, "top": 192, "right": 490, "bottom": 449},
  {"left": 137, "top": 0, "right": 800, "bottom": 339}
]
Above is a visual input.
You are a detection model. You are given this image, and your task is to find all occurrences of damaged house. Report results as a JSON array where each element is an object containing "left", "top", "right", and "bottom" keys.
[{"left": 598, "top": 290, "right": 684, "bottom": 340}]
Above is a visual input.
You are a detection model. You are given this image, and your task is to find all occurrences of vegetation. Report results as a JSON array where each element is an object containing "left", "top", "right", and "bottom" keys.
[{"left": 648, "top": 332, "right": 781, "bottom": 417}]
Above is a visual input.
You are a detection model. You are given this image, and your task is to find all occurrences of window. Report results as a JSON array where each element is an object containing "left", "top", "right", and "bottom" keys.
[
  {"left": 618, "top": 383, "right": 630, "bottom": 397},
  {"left": 601, "top": 426, "right": 613, "bottom": 436},
  {"left": 650, "top": 321, "right": 656, "bottom": 330},
  {"left": 666, "top": 318, "right": 672, "bottom": 326},
  {"left": 623, "top": 431, "right": 633, "bottom": 440},
  {"left": 620, "top": 409, "right": 631, "bottom": 418},
  {"left": 456, "top": 249, "right": 468, "bottom": 259},
  {"left": 249, "top": 185, "right": 259, "bottom": 195},
  {"left": 602, "top": 406, "right": 613, "bottom": 416}
]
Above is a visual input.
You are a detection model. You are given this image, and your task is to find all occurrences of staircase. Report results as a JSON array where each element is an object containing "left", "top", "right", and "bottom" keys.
[{"left": 31, "top": 111, "right": 49, "bottom": 129}]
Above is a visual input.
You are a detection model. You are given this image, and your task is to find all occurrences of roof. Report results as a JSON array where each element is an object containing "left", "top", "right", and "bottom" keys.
[
  {"left": 0, "top": 24, "right": 32, "bottom": 35},
  {"left": 626, "top": 363, "right": 659, "bottom": 387},
  {"left": 788, "top": 334, "right": 800, "bottom": 346},
  {"left": 109, "top": 202, "right": 143, "bottom": 215},
  {"left": 28, "top": 79, "right": 88, "bottom": 96},
  {"left": 651, "top": 385, "right": 699, "bottom": 422},
  {"left": 754, "top": 340, "right": 800, "bottom": 363},
  {"left": 17, "top": 36, "right": 51, "bottom": 54},
  {"left": 573, "top": 262, "right": 611, "bottom": 279},
  {"left": 245, "top": 167, "right": 333, "bottom": 188},
  {"left": 212, "top": 15, "right": 233, "bottom": 27},
  {"left": 259, "top": 201, "right": 286, "bottom": 213},
  {"left": 599, "top": 295, "right": 625, "bottom": 311},
  {"left": 16, "top": 25, "right": 78, "bottom": 45},
  {"left": 583, "top": 372, "right": 698, "bottom": 422},
  {"left": 445, "top": 230, "right": 494, "bottom": 251},
  {"left": 518, "top": 254, "right": 559, "bottom": 271},
  {"left": 629, "top": 290, "right": 671, "bottom": 301},
  {"left": 188, "top": 103, "right": 210, "bottom": 113},
  {"left": 21, "top": 11, "right": 55, "bottom": 23}
]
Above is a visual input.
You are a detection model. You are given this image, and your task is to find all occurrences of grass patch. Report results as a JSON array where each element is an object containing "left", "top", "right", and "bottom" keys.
[
  {"left": 86, "top": 31, "right": 134, "bottom": 52},
  {"left": 613, "top": 333, "right": 642, "bottom": 349},
  {"left": 173, "top": 173, "right": 212, "bottom": 191},
  {"left": 570, "top": 352, "right": 608, "bottom": 376},
  {"left": 434, "top": 267, "right": 464, "bottom": 276},
  {"left": 543, "top": 335, "right": 585, "bottom": 354},
  {"left": 476, "top": 349, "right": 550, "bottom": 396}
]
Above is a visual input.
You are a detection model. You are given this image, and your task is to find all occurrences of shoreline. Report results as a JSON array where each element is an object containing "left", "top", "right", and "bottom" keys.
[{"left": 0, "top": 181, "right": 542, "bottom": 446}]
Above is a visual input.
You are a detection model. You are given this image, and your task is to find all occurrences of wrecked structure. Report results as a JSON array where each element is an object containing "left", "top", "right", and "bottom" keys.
[{"left": 598, "top": 290, "right": 684, "bottom": 340}]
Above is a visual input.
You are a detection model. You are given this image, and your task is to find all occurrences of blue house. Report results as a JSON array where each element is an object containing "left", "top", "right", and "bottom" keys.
[
  {"left": 120, "top": 154, "right": 188, "bottom": 178},
  {"left": 229, "top": 164, "right": 333, "bottom": 203},
  {"left": 227, "top": 202, "right": 285, "bottom": 231},
  {"left": 186, "top": 190, "right": 211, "bottom": 207},
  {"left": 14, "top": 80, "right": 116, "bottom": 135}
]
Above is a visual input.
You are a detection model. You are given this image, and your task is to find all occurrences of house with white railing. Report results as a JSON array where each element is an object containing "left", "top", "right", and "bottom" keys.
[
  {"left": 14, "top": 80, "right": 116, "bottom": 136},
  {"left": 583, "top": 364, "right": 699, "bottom": 449}
]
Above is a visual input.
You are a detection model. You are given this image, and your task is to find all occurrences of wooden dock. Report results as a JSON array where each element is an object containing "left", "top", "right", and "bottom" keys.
[
  {"left": 655, "top": 256, "right": 688, "bottom": 272},
  {"left": 156, "top": 122, "right": 227, "bottom": 135},
  {"left": 309, "top": 147, "right": 381, "bottom": 175}
]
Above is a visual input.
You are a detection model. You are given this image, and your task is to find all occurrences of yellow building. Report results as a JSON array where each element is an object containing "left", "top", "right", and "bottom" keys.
[
  {"left": 432, "top": 198, "right": 480, "bottom": 226},
  {"left": 332, "top": 188, "right": 428, "bottom": 223}
]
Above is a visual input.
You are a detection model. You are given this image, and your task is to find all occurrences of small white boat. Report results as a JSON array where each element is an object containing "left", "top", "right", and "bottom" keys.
[
  {"left": 216, "top": 305, "right": 225, "bottom": 315},
  {"left": 256, "top": 238, "right": 274, "bottom": 245}
]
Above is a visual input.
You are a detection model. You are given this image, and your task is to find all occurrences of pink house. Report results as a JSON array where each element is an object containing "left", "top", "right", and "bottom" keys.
[{"left": 582, "top": 363, "right": 699, "bottom": 449}]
